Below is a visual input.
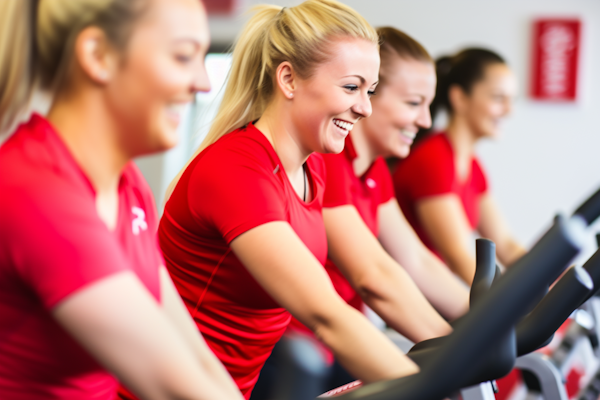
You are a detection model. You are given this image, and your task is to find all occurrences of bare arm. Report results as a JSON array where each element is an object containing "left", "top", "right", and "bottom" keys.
[
  {"left": 159, "top": 267, "right": 244, "bottom": 400},
  {"left": 53, "top": 272, "right": 238, "bottom": 400},
  {"left": 377, "top": 199, "right": 469, "bottom": 321},
  {"left": 477, "top": 194, "right": 526, "bottom": 267},
  {"left": 323, "top": 206, "right": 452, "bottom": 342},
  {"left": 415, "top": 194, "right": 477, "bottom": 285},
  {"left": 230, "top": 222, "right": 419, "bottom": 383}
]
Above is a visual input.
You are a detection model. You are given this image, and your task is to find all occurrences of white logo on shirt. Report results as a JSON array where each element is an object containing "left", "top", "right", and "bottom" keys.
[
  {"left": 132, "top": 206, "right": 148, "bottom": 235},
  {"left": 366, "top": 178, "right": 377, "bottom": 189}
]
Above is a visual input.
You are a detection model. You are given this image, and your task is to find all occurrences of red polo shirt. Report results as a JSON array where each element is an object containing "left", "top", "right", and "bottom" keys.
[
  {"left": 0, "top": 114, "right": 163, "bottom": 399},
  {"left": 393, "top": 132, "right": 488, "bottom": 256},
  {"left": 158, "top": 123, "right": 328, "bottom": 399}
]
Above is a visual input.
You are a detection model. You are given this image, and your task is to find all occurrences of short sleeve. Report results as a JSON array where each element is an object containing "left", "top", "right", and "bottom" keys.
[
  {"left": 472, "top": 158, "right": 488, "bottom": 194},
  {"left": 322, "top": 153, "right": 353, "bottom": 208},
  {"left": 403, "top": 138, "right": 455, "bottom": 200},
  {"left": 371, "top": 157, "right": 395, "bottom": 205},
  {"left": 187, "top": 138, "right": 287, "bottom": 244},
  {"left": 0, "top": 179, "right": 128, "bottom": 309}
]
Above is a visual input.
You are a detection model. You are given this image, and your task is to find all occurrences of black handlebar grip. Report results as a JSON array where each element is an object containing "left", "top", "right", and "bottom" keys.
[
  {"left": 516, "top": 266, "right": 593, "bottom": 356},
  {"left": 471, "top": 239, "right": 497, "bottom": 306},
  {"left": 573, "top": 186, "right": 600, "bottom": 226},
  {"left": 579, "top": 247, "right": 600, "bottom": 305}
]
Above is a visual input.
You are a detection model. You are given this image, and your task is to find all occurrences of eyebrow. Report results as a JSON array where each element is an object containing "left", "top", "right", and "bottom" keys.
[
  {"left": 343, "top": 75, "right": 379, "bottom": 87},
  {"left": 172, "top": 38, "right": 203, "bottom": 48}
]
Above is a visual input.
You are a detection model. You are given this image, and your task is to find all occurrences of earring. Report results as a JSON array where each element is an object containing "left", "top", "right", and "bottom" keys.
[{"left": 288, "top": 92, "right": 294, "bottom": 99}]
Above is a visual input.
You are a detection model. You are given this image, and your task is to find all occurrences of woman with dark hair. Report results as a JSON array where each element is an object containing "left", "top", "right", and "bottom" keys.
[{"left": 393, "top": 48, "right": 526, "bottom": 285}]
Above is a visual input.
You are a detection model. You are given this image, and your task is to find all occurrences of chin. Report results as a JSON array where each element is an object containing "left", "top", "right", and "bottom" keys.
[
  {"left": 156, "top": 123, "right": 180, "bottom": 150},
  {"left": 323, "top": 137, "right": 346, "bottom": 154},
  {"left": 391, "top": 144, "right": 411, "bottom": 159},
  {"left": 480, "top": 129, "right": 499, "bottom": 140}
]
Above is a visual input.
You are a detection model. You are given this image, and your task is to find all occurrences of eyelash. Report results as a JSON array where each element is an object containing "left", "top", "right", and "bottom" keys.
[
  {"left": 175, "top": 54, "right": 193, "bottom": 63},
  {"left": 344, "top": 85, "right": 377, "bottom": 97}
]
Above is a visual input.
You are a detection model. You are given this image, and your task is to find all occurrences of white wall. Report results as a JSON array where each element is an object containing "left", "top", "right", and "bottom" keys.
[{"left": 138, "top": 0, "right": 600, "bottom": 260}]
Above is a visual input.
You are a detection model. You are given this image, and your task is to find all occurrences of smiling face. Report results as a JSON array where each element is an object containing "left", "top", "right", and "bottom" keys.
[
  {"left": 360, "top": 57, "right": 436, "bottom": 159},
  {"left": 106, "top": 0, "right": 211, "bottom": 156},
  {"left": 454, "top": 63, "right": 517, "bottom": 140},
  {"left": 288, "top": 37, "right": 380, "bottom": 154}
]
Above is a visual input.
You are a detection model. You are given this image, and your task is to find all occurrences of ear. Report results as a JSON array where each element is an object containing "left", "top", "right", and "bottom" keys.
[
  {"left": 73, "top": 26, "right": 118, "bottom": 85},
  {"left": 274, "top": 61, "right": 296, "bottom": 100},
  {"left": 448, "top": 84, "right": 469, "bottom": 115}
]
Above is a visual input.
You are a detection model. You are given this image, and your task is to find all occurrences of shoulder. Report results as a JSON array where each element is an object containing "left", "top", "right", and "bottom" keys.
[
  {"left": 189, "top": 125, "right": 280, "bottom": 186},
  {"left": 394, "top": 133, "right": 455, "bottom": 198},
  {"left": 205, "top": 125, "right": 276, "bottom": 165},
  {"left": 0, "top": 116, "right": 95, "bottom": 223},
  {"left": 408, "top": 133, "right": 453, "bottom": 166},
  {"left": 1, "top": 115, "right": 66, "bottom": 177},
  {"left": 401, "top": 133, "right": 454, "bottom": 177}
]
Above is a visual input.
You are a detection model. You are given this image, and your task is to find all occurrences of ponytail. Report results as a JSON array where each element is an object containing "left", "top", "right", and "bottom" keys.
[
  {"left": 196, "top": 0, "right": 377, "bottom": 155},
  {"left": 199, "top": 5, "right": 282, "bottom": 155},
  {"left": 429, "top": 55, "right": 454, "bottom": 125},
  {"left": 0, "top": 0, "right": 145, "bottom": 139},
  {"left": 0, "top": 0, "right": 38, "bottom": 136},
  {"left": 430, "top": 48, "right": 506, "bottom": 125}
]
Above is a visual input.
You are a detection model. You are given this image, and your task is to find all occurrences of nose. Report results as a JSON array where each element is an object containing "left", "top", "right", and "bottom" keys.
[
  {"left": 191, "top": 62, "right": 211, "bottom": 95},
  {"left": 351, "top": 91, "right": 373, "bottom": 118},
  {"left": 417, "top": 104, "right": 433, "bottom": 130}
]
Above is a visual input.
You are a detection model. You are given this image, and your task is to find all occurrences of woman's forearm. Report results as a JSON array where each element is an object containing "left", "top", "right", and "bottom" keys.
[
  {"left": 357, "top": 255, "right": 453, "bottom": 343},
  {"left": 498, "top": 238, "right": 527, "bottom": 268},
  {"left": 443, "top": 250, "right": 476, "bottom": 285},
  {"left": 414, "top": 249, "right": 469, "bottom": 320},
  {"left": 159, "top": 268, "right": 244, "bottom": 400},
  {"left": 314, "top": 303, "right": 419, "bottom": 383}
]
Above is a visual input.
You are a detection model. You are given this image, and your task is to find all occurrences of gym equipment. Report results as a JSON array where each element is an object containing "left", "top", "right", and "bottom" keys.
[{"left": 319, "top": 186, "right": 600, "bottom": 400}]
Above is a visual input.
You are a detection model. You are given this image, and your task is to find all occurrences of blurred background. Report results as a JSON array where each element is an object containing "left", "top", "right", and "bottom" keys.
[{"left": 136, "top": 0, "right": 600, "bottom": 261}]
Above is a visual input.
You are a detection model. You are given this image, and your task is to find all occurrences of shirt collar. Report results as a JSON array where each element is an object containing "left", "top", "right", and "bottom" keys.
[{"left": 343, "top": 133, "right": 358, "bottom": 162}]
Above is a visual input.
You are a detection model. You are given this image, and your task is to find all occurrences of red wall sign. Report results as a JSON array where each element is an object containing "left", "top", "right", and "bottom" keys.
[
  {"left": 203, "top": 0, "right": 236, "bottom": 15},
  {"left": 530, "top": 19, "right": 581, "bottom": 101}
]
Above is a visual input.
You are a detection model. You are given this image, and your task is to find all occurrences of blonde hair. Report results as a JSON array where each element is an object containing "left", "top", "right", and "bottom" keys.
[
  {"left": 0, "top": 0, "right": 143, "bottom": 136},
  {"left": 199, "top": 0, "right": 377, "bottom": 154}
]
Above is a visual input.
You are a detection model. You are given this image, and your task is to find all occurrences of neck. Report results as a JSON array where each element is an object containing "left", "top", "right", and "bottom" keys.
[
  {"left": 47, "top": 89, "right": 129, "bottom": 196},
  {"left": 348, "top": 121, "right": 377, "bottom": 176},
  {"left": 446, "top": 116, "right": 477, "bottom": 164},
  {"left": 254, "top": 98, "right": 310, "bottom": 177},
  {"left": 446, "top": 115, "right": 477, "bottom": 180}
]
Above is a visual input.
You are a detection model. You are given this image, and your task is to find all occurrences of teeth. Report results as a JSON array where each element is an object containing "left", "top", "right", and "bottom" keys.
[
  {"left": 400, "top": 129, "right": 416, "bottom": 140},
  {"left": 167, "top": 103, "right": 188, "bottom": 116},
  {"left": 333, "top": 119, "right": 353, "bottom": 132}
]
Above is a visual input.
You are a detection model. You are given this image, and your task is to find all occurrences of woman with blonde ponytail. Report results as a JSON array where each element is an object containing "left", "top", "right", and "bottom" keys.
[
  {"left": 159, "top": 1, "right": 419, "bottom": 398},
  {"left": 0, "top": 1, "right": 243, "bottom": 399},
  {"left": 252, "top": 27, "right": 471, "bottom": 400}
]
